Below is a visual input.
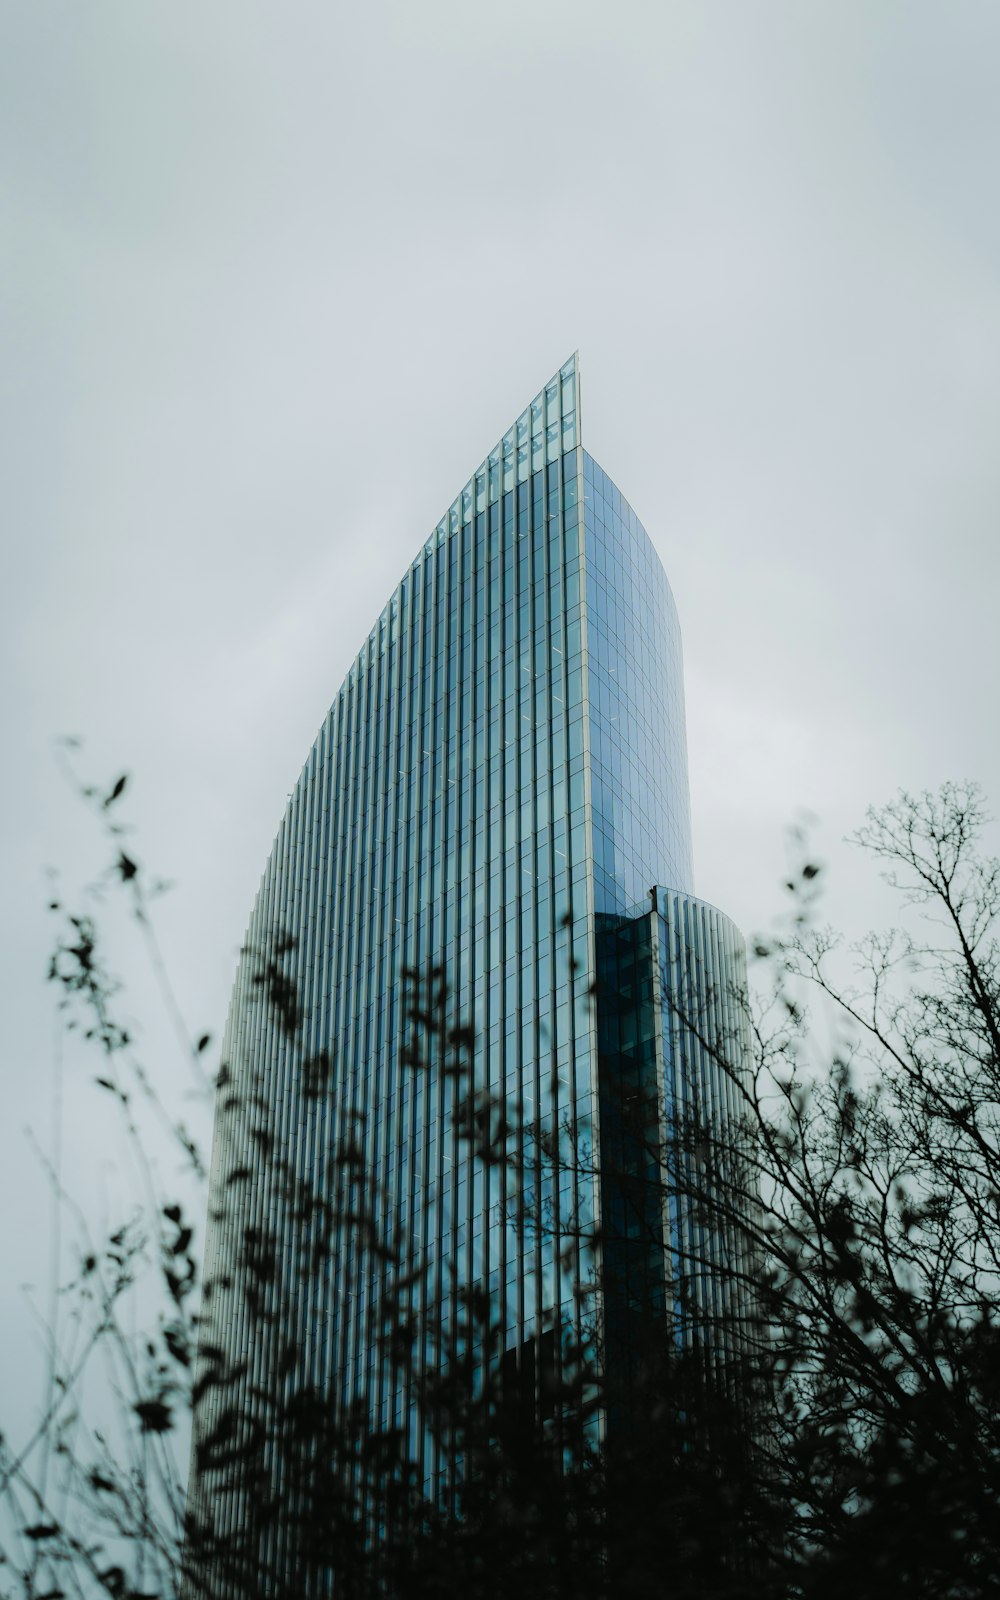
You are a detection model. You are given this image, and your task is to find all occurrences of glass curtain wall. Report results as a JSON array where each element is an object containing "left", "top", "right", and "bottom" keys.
[
  {"left": 196, "top": 354, "right": 751, "bottom": 1578},
  {"left": 199, "top": 357, "right": 603, "bottom": 1537}
]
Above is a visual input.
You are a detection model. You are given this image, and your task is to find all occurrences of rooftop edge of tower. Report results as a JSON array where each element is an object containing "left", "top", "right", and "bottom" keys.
[
  {"left": 348, "top": 355, "right": 582, "bottom": 683},
  {"left": 307, "top": 355, "right": 582, "bottom": 731},
  {"left": 416, "top": 352, "right": 581, "bottom": 564}
]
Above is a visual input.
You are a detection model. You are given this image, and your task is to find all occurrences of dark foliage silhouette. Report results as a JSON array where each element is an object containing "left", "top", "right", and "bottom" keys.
[{"left": 3, "top": 769, "right": 999, "bottom": 1598}]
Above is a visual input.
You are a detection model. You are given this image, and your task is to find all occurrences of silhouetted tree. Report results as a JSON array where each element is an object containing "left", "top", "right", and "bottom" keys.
[
  {"left": 688, "top": 782, "right": 1000, "bottom": 1598},
  {"left": 4, "top": 770, "right": 1000, "bottom": 1598}
]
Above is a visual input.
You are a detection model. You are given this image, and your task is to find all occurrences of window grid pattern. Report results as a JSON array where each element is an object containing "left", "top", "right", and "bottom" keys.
[
  {"left": 199, "top": 358, "right": 600, "bottom": 1535},
  {"left": 196, "top": 357, "right": 753, "bottom": 1574},
  {"left": 582, "top": 453, "right": 693, "bottom": 916},
  {"left": 652, "top": 889, "right": 756, "bottom": 1364}
]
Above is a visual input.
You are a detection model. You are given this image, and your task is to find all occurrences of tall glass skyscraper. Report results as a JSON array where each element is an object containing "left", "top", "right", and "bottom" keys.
[{"left": 195, "top": 356, "right": 752, "bottom": 1580}]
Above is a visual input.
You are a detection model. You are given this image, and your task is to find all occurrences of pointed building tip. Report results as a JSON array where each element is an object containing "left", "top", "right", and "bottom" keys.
[
  {"left": 422, "top": 357, "right": 582, "bottom": 555},
  {"left": 537, "top": 351, "right": 578, "bottom": 395},
  {"left": 556, "top": 350, "right": 581, "bottom": 448},
  {"left": 474, "top": 354, "right": 581, "bottom": 498}
]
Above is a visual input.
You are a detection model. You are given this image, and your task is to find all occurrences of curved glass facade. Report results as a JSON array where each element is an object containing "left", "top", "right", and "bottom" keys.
[
  {"left": 195, "top": 355, "right": 751, "bottom": 1571},
  {"left": 583, "top": 451, "right": 693, "bottom": 915}
]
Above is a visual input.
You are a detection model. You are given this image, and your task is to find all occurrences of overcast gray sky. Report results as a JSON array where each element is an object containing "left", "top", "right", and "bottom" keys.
[{"left": 3, "top": 0, "right": 1000, "bottom": 1431}]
